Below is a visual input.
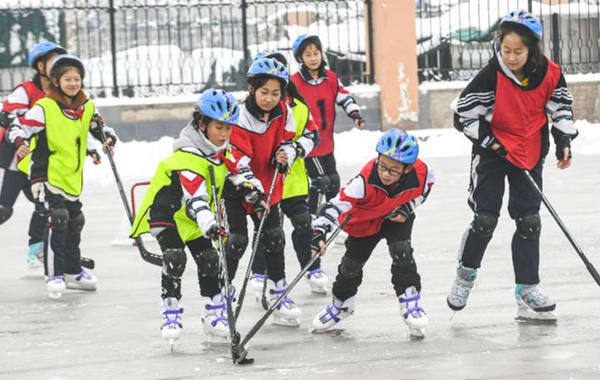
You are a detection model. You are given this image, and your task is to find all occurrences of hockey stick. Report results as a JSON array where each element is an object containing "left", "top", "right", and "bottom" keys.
[
  {"left": 523, "top": 170, "right": 600, "bottom": 286},
  {"left": 235, "top": 214, "right": 352, "bottom": 362},
  {"left": 234, "top": 169, "right": 280, "bottom": 321},
  {"left": 97, "top": 123, "right": 162, "bottom": 266},
  {"left": 80, "top": 256, "right": 95, "bottom": 270},
  {"left": 208, "top": 166, "right": 253, "bottom": 365}
]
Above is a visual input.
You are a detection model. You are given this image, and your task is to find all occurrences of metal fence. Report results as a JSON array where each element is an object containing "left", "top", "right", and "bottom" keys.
[
  {"left": 0, "top": 0, "right": 370, "bottom": 98},
  {"left": 417, "top": 0, "right": 600, "bottom": 81}
]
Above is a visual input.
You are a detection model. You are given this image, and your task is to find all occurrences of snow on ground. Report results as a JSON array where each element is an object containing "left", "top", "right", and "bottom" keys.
[{"left": 83, "top": 120, "right": 600, "bottom": 188}]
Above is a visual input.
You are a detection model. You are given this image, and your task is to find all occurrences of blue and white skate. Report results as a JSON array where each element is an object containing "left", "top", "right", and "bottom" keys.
[
  {"left": 399, "top": 286, "right": 428, "bottom": 340},
  {"left": 46, "top": 275, "right": 66, "bottom": 299},
  {"left": 266, "top": 279, "right": 301, "bottom": 327},
  {"left": 306, "top": 268, "right": 329, "bottom": 295},
  {"left": 202, "top": 292, "right": 230, "bottom": 341},
  {"left": 25, "top": 242, "right": 44, "bottom": 278},
  {"left": 515, "top": 284, "right": 557, "bottom": 323},
  {"left": 161, "top": 297, "right": 183, "bottom": 350},
  {"left": 311, "top": 296, "right": 355, "bottom": 333}
]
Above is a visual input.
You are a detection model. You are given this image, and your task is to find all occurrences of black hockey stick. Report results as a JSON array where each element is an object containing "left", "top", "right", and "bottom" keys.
[
  {"left": 97, "top": 123, "right": 162, "bottom": 266},
  {"left": 523, "top": 170, "right": 600, "bottom": 286},
  {"left": 80, "top": 256, "right": 95, "bottom": 270},
  {"left": 234, "top": 169, "right": 280, "bottom": 321},
  {"left": 208, "top": 166, "right": 253, "bottom": 365},
  {"left": 235, "top": 214, "right": 352, "bottom": 362}
]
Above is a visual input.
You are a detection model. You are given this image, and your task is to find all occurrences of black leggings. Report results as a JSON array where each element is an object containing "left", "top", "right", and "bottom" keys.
[{"left": 305, "top": 153, "right": 340, "bottom": 214}]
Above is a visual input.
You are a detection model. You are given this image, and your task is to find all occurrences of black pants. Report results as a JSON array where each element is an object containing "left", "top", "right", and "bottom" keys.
[
  {"left": 332, "top": 218, "right": 421, "bottom": 301},
  {"left": 459, "top": 149, "right": 543, "bottom": 284},
  {"left": 41, "top": 189, "right": 83, "bottom": 276},
  {"left": 156, "top": 228, "right": 221, "bottom": 300},
  {"left": 305, "top": 153, "right": 340, "bottom": 214},
  {"left": 0, "top": 168, "right": 46, "bottom": 245},
  {"left": 223, "top": 181, "right": 286, "bottom": 283},
  {"left": 252, "top": 195, "right": 319, "bottom": 275}
]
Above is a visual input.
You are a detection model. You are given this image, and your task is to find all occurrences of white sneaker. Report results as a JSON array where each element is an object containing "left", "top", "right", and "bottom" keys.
[
  {"left": 266, "top": 279, "right": 301, "bottom": 327},
  {"left": 306, "top": 268, "right": 329, "bottom": 295},
  {"left": 161, "top": 297, "right": 183, "bottom": 348},
  {"left": 25, "top": 242, "right": 44, "bottom": 278},
  {"left": 46, "top": 275, "right": 66, "bottom": 299},
  {"left": 202, "top": 292, "right": 230, "bottom": 339},
  {"left": 311, "top": 296, "right": 355, "bottom": 332},
  {"left": 399, "top": 286, "right": 428, "bottom": 340},
  {"left": 65, "top": 269, "right": 97, "bottom": 290}
]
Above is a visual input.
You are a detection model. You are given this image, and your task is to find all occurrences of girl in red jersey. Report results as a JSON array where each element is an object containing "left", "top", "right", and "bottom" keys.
[
  {"left": 291, "top": 34, "right": 366, "bottom": 215},
  {"left": 310, "top": 129, "right": 434, "bottom": 339},
  {"left": 224, "top": 57, "right": 302, "bottom": 326},
  {"left": 447, "top": 11, "right": 578, "bottom": 322},
  {"left": 0, "top": 41, "right": 66, "bottom": 274}
]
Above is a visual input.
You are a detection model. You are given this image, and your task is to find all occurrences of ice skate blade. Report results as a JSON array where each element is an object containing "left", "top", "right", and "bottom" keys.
[
  {"left": 408, "top": 328, "right": 425, "bottom": 341},
  {"left": 47, "top": 291, "right": 62, "bottom": 300},
  {"left": 516, "top": 306, "right": 557, "bottom": 324},
  {"left": 65, "top": 283, "right": 97, "bottom": 291},
  {"left": 169, "top": 339, "right": 175, "bottom": 351},
  {"left": 309, "top": 287, "right": 327, "bottom": 296},
  {"left": 273, "top": 316, "right": 300, "bottom": 327}
]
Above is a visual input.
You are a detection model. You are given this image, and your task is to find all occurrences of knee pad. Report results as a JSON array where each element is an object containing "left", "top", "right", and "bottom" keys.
[
  {"left": 50, "top": 208, "right": 69, "bottom": 231},
  {"left": 68, "top": 212, "right": 85, "bottom": 235},
  {"left": 0, "top": 205, "right": 13, "bottom": 224},
  {"left": 327, "top": 173, "right": 340, "bottom": 198},
  {"left": 225, "top": 233, "right": 248, "bottom": 261},
  {"left": 339, "top": 255, "right": 363, "bottom": 278},
  {"left": 262, "top": 227, "right": 285, "bottom": 254},
  {"left": 311, "top": 175, "right": 331, "bottom": 193},
  {"left": 516, "top": 213, "right": 541, "bottom": 240},
  {"left": 471, "top": 212, "right": 498, "bottom": 239},
  {"left": 197, "top": 247, "right": 220, "bottom": 277},
  {"left": 290, "top": 213, "right": 311, "bottom": 235},
  {"left": 162, "top": 248, "right": 187, "bottom": 278},
  {"left": 389, "top": 240, "right": 414, "bottom": 267}
]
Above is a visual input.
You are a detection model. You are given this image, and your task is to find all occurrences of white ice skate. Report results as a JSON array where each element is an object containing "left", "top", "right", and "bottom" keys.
[
  {"left": 311, "top": 296, "right": 355, "bottom": 333},
  {"left": 46, "top": 275, "right": 66, "bottom": 299},
  {"left": 447, "top": 265, "right": 477, "bottom": 311},
  {"left": 64, "top": 269, "right": 97, "bottom": 291},
  {"left": 306, "top": 268, "right": 329, "bottom": 295},
  {"left": 202, "top": 293, "right": 230, "bottom": 339},
  {"left": 334, "top": 230, "right": 348, "bottom": 246},
  {"left": 250, "top": 273, "right": 266, "bottom": 304},
  {"left": 266, "top": 279, "right": 301, "bottom": 327},
  {"left": 399, "top": 286, "right": 428, "bottom": 340},
  {"left": 161, "top": 297, "right": 183, "bottom": 350},
  {"left": 515, "top": 284, "right": 557, "bottom": 323},
  {"left": 25, "top": 242, "right": 44, "bottom": 278}
]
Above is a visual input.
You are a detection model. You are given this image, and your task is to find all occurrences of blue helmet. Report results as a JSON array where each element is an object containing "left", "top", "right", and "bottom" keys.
[
  {"left": 254, "top": 49, "right": 288, "bottom": 67},
  {"left": 247, "top": 57, "right": 289, "bottom": 85},
  {"left": 501, "top": 10, "right": 542, "bottom": 40},
  {"left": 195, "top": 89, "right": 239, "bottom": 125},
  {"left": 28, "top": 41, "right": 67, "bottom": 68},
  {"left": 292, "top": 34, "right": 322, "bottom": 62},
  {"left": 49, "top": 54, "right": 86, "bottom": 80},
  {"left": 376, "top": 129, "right": 419, "bottom": 165}
]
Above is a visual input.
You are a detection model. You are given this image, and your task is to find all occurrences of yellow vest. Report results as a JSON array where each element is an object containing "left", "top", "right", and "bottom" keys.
[
  {"left": 17, "top": 136, "right": 36, "bottom": 175},
  {"left": 129, "top": 149, "right": 229, "bottom": 243},
  {"left": 283, "top": 97, "right": 310, "bottom": 199},
  {"left": 33, "top": 97, "right": 95, "bottom": 197}
]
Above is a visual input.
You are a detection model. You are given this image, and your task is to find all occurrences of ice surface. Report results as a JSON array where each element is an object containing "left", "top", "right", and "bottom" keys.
[{"left": 1, "top": 128, "right": 600, "bottom": 379}]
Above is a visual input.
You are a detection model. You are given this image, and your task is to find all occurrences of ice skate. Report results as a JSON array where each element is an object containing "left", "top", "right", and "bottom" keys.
[
  {"left": 334, "top": 230, "right": 348, "bottom": 246},
  {"left": 250, "top": 273, "right": 266, "bottom": 304},
  {"left": 306, "top": 268, "right": 329, "bottom": 295},
  {"left": 266, "top": 279, "right": 301, "bottom": 327},
  {"left": 46, "top": 275, "right": 66, "bottom": 299},
  {"left": 447, "top": 265, "right": 477, "bottom": 311},
  {"left": 202, "top": 292, "right": 229, "bottom": 339},
  {"left": 25, "top": 242, "right": 44, "bottom": 278},
  {"left": 399, "top": 286, "right": 428, "bottom": 340},
  {"left": 64, "top": 269, "right": 97, "bottom": 291},
  {"left": 311, "top": 296, "right": 355, "bottom": 333},
  {"left": 161, "top": 297, "right": 183, "bottom": 350},
  {"left": 515, "top": 284, "right": 557, "bottom": 323}
]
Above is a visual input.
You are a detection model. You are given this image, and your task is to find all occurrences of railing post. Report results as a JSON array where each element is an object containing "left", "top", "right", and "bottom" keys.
[
  {"left": 241, "top": 0, "right": 249, "bottom": 73},
  {"left": 552, "top": 13, "right": 560, "bottom": 64},
  {"left": 365, "top": 0, "right": 375, "bottom": 84},
  {"left": 528, "top": 0, "right": 533, "bottom": 12},
  {"left": 108, "top": 0, "right": 119, "bottom": 97}
]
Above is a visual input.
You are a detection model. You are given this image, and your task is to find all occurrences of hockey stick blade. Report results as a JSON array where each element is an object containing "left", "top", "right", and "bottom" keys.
[{"left": 80, "top": 256, "right": 95, "bottom": 270}]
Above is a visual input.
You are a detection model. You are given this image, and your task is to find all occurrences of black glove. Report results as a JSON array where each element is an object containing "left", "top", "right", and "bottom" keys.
[
  {"left": 206, "top": 223, "right": 227, "bottom": 240},
  {"left": 311, "top": 175, "right": 331, "bottom": 194},
  {"left": 295, "top": 142, "right": 306, "bottom": 160},
  {"left": 103, "top": 131, "right": 117, "bottom": 148},
  {"left": 349, "top": 110, "right": 365, "bottom": 124},
  {"left": 87, "top": 148, "right": 101, "bottom": 163},
  {"left": 0, "top": 111, "right": 14, "bottom": 131},
  {"left": 240, "top": 182, "right": 265, "bottom": 212},
  {"left": 311, "top": 226, "right": 327, "bottom": 253},
  {"left": 479, "top": 133, "right": 507, "bottom": 158},
  {"left": 554, "top": 135, "right": 572, "bottom": 161}
]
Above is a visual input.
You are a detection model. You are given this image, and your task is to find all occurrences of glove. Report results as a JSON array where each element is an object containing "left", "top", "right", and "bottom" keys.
[
  {"left": 87, "top": 148, "right": 101, "bottom": 164},
  {"left": 103, "top": 130, "right": 117, "bottom": 147},
  {"left": 311, "top": 226, "right": 327, "bottom": 254},
  {"left": 295, "top": 142, "right": 306, "bottom": 160},
  {"left": 240, "top": 182, "right": 265, "bottom": 211},
  {"left": 479, "top": 133, "right": 507, "bottom": 158},
  {"left": 206, "top": 223, "right": 227, "bottom": 240},
  {"left": 311, "top": 175, "right": 331, "bottom": 194},
  {"left": 275, "top": 161, "right": 287, "bottom": 172},
  {"left": 0, "top": 111, "right": 13, "bottom": 130},
  {"left": 349, "top": 110, "right": 364, "bottom": 123},
  {"left": 31, "top": 182, "right": 44, "bottom": 200},
  {"left": 554, "top": 135, "right": 572, "bottom": 161}
]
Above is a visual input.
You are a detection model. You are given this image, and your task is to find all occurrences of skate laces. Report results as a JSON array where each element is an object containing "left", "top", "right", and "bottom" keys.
[
  {"left": 517, "top": 285, "right": 549, "bottom": 308},
  {"left": 76, "top": 270, "right": 92, "bottom": 281},
  {"left": 28, "top": 242, "right": 43, "bottom": 261},
  {"left": 205, "top": 302, "right": 228, "bottom": 327},
  {"left": 400, "top": 293, "right": 425, "bottom": 319},
  {"left": 47, "top": 275, "right": 64, "bottom": 283},
  {"left": 307, "top": 268, "right": 325, "bottom": 279},
  {"left": 269, "top": 287, "right": 296, "bottom": 310},
  {"left": 322, "top": 301, "right": 349, "bottom": 323}
]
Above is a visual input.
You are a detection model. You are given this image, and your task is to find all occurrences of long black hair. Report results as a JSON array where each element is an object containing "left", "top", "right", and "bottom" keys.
[{"left": 498, "top": 22, "right": 543, "bottom": 77}]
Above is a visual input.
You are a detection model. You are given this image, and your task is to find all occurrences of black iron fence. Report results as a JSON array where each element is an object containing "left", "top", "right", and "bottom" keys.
[
  {"left": 417, "top": 0, "right": 600, "bottom": 81},
  {"left": 1, "top": 0, "right": 370, "bottom": 98}
]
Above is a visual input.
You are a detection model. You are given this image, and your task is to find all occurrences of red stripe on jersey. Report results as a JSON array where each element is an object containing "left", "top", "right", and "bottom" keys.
[
  {"left": 1, "top": 102, "right": 29, "bottom": 113},
  {"left": 18, "top": 116, "right": 45, "bottom": 127},
  {"left": 179, "top": 172, "right": 204, "bottom": 195}
]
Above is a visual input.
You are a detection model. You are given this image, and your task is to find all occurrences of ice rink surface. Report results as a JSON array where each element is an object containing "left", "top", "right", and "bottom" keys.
[{"left": 1, "top": 155, "right": 599, "bottom": 380}]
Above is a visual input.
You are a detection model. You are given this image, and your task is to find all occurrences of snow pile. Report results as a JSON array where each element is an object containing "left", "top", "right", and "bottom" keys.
[{"left": 83, "top": 121, "right": 600, "bottom": 186}]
